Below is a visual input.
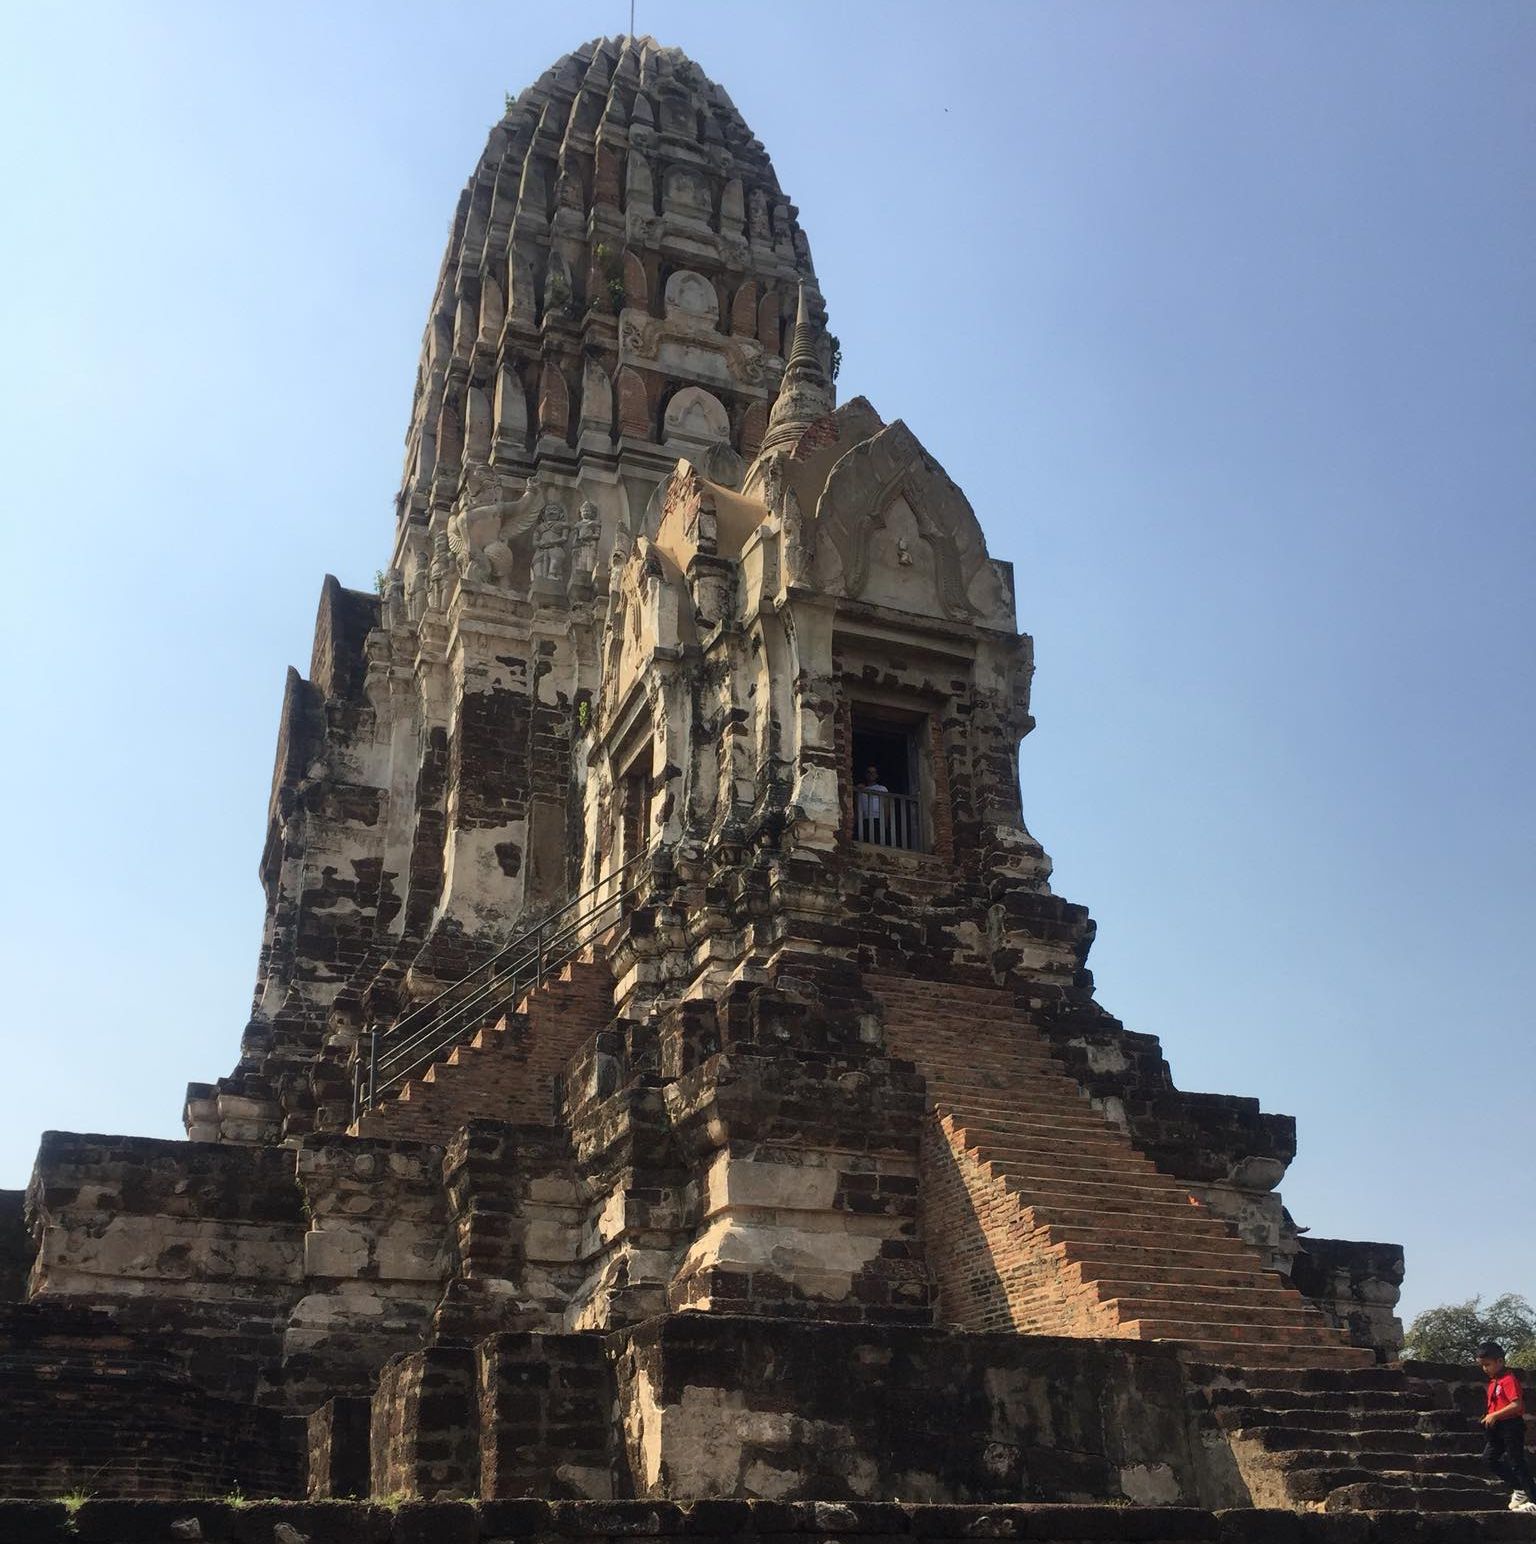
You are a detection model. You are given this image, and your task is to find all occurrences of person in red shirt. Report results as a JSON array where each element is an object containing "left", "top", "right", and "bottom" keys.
[{"left": 1477, "top": 1340, "right": 1536, "bottom": 1513}]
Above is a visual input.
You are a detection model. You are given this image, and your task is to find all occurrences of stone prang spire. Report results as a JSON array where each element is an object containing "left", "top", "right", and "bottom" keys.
[{"left": 0, "top": 33, "right": 1430, "bottom": 1526}]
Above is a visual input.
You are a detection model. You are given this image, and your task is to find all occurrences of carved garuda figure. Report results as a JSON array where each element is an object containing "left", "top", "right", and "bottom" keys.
[{"left": 446, "top": 465, "right": 542, "bottom": 584}]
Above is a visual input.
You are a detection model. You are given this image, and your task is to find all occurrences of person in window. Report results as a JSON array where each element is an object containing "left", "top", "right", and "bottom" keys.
[{"left": 856, "top": 765, "right": 888, "bottom": 845}]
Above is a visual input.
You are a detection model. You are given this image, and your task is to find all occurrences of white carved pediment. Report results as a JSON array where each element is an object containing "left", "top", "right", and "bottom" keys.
[
  {"left": 811, "top": 420, "right": 991, "bottom": 622},
  {"left": 663, "top": 268, "right": 720, "bottom": 327},
  {"left": 663, "top": 386, "right": 731, "bottom": 451}
]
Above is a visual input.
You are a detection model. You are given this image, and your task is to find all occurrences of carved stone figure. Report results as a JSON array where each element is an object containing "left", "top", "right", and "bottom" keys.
[
  {"left": 572, "top": 498, "right": 601, "bottom": 581},
  {"left": 446, "top": 465, "right": 541, "bottom": 584},
  {"left": 428, "top": 530, "right": 455, "bottom": 610},
  {"left": 606, "top": 540, "right": 630, "bottom": 616},
  {"left": 405, "top": 552, "right": 428, "bottom": 621},
  {"left": 532, "top": 494, "right": 569, "bottom": 587},
  {"left": 380, "top": 570, "right": 405, "bottom": 630}
]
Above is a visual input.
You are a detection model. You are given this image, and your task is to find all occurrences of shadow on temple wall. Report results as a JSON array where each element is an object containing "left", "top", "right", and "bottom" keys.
[{"left": 917, "top": 1122, "right": 1013, "bottom": 1330}]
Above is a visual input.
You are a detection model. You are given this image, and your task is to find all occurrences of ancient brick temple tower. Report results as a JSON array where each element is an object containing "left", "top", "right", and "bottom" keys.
[{"left": 1, "top": 37, "right": 1514, "bottom": 1530}]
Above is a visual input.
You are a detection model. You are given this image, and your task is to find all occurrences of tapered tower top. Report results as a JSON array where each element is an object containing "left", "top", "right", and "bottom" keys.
[{"left": 392, "top": 36, "right": 829, "bottom": 576}]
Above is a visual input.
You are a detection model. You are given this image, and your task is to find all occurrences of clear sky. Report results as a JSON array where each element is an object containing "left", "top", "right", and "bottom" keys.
[{"left": 0, "top": 2, "right": 1530, "bottom": 1325}]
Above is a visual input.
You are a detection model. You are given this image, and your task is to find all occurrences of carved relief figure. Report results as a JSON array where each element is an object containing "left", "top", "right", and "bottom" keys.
[
  {"left": 572, "top": 498, "right": 601, "bottom": 581},
  {"left": 532, "top": 494, "right": 570, "bottom": 586},
  {"left": 380, "top": 570, "right": 405, "bottom": 630},
  {"left": 428, "top": 531, "right": 454, "bottom": 610},
  {"left": 446, "top": 465, "right": 541, "bottom": 585}
]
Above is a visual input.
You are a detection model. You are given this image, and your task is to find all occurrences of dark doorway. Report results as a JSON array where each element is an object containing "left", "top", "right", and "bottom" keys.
[
  {"left": 851, "top": 725, "right": 913, "bottom": 797},
  {"left": 621, "top": 764, "right": 648, "bottom": 864},
  {"left": 850, "top": 711, "right": 924, "bottom": 851}
]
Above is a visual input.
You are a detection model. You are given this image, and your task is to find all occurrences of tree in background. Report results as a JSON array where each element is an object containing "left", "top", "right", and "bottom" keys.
[{"left": 1405, "top": 1294, "right": 1536, "bottom": 1367}]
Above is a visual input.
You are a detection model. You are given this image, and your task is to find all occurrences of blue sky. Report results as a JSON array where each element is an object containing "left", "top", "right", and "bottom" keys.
[{"left": 0, "top": 2, "right": 1531, "bottom": 1325}]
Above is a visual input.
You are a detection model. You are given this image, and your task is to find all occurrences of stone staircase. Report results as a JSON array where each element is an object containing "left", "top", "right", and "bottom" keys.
[
  {"left": 352, "top": 960, "right": 613, "bottom": 1144},
  {"left": 874, "top": 975, "right": 1370, "bottom": 1369},
  {"left": 1201, "top": 1361, "right": 1513, "bottom": 1512}
]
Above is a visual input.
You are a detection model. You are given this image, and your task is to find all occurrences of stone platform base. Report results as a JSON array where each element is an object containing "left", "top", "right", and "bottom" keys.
[{"left": 4, "top": 1498, "right": 1536, "bottom": 1544}]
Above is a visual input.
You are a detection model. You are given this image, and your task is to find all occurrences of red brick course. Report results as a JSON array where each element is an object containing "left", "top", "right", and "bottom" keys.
[
  {"left": 354, "top": 960, "right": 613, "bottom": 1143},
  {"left": 877, "top": 976, "right": 1370, "bottom": 1369}
]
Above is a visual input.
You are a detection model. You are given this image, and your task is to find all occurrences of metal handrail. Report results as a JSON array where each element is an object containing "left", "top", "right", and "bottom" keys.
[
  {"left": 854, "top": 789, "right": 923, "bottom": 852},
  {"left": 352, "top": 856, "right": 646, "bottom": 1118}
]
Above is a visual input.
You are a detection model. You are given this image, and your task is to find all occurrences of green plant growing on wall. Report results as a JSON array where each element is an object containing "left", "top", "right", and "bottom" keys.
[
  {"left": 828, "top": 334, "right": 842, "bottom": 383},
  {"left": 593, "top": 242, "right": 628, "bottom": 314}
]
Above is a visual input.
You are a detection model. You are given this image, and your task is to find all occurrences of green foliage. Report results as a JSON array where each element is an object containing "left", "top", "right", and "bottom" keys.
[
  {"left": 504, "top": 91, "right": 516, "bottom": 115},
  {"left": 827, "top": 333, "right": 842, "bottom": 382},
  {"left": 1404, "top": 1293, "right": 1536, "bottom": 1367},
  {"left": 224, "top": 1487, "right": 248, "bottom": 1509},
  {"left": 593, "top": 243, "right": 628, "bottom": 314},
  {"left": 374, "top": 569, "right": 388, "bottom": 595},
  {"left": 60, "top": 1490, "right": 92, "bottom": 1516}
]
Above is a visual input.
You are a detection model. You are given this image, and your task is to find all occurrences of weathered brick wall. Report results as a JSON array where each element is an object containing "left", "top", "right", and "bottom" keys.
[
  {"left": 26, "top": 1134, "right": 306, "bottom": 1405},
  {"left": 613, "top": 1314, "right": 1214, "bottom": 1505},
  {"left": 436, "top": 1123, "right": 583, "bottom": 1342},
  {"left": 658, "top": 980, "right": 932, "bottom": 1324},
  {"left": 477, "top": 1331, "right": 614, "bottom": 1501},
  {"left": 310, "top": 575, "right": 381, "bottom": 702},
  {"left": 1290, "top": 1236, "right": 1406, "bottom": 1361},
  {"left": 307, "top": 1395, "right": 371, "bottom": 1499},
  {"left": 1026, "top": 995, "right": 1298, "bottom": 1253},
  {"left": 7, "top": 1498, "right": 1522, "bottom": 1544},
  {"left": 0, "top": 1125, "right": 470, "bottom": 1500},
  {"left": 371, "top": 1345, "right": 481, "bottom": 1500},
  {"left": 0, "top": 1303, "right": 301, "bottom": 1500},
  {"left": 0, "top": 1188, "right": 32, "bottom": 1300},
  {"left": 917, "top": 1118, "right": 1117, "bottom": 1337},
  {"left": 283, "top": 1136, "right": 453, "bottom": 1412}
]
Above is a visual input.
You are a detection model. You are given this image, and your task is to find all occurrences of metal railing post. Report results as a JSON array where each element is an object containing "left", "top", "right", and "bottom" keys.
[{"left": 359, "top": 854, "right": 645, "bottom": 1107}]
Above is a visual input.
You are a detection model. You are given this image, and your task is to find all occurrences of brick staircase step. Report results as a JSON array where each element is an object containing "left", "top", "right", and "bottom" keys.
[
  {"left": 1014, "top": 1207, "right": 1241, "bottom": 1242},
  {"left": 995, "top": 1175, "right": 1223, "bottom": 1212},
  {"left": 877, "top": 973, "right": 1362, "bottom": 1371},
  {"left": 1086, "top": 1267, "right": 1295, "bottom": 1293},
  {"left": 1230, "top": 1423, "right": 1486, "bottom": 1457},
  {"left": 1321, "top": 1480, "right": 1508, "bottom": 1513},
  {"left": 1126, "top": 1316, "right": 1353, "bottom": 1346},
  {"left": 969, "top": 1132, "right": 1158, "bottom": 1162},
  {"left": 1099, "top": 1290, "right": 1315, "bottom": 1315},
  {"left": 1194, "top": 1359, "right": 1508, "bottom": 1510},
  {"left": 1179, "top": 1341, "right": 1374, "bottom": 1369},
  {"left": 1057, "top": 1238, "right": 1260, "bottom": 1272},
  {"left": 350, "top": 958, "right": 613, "bottom": 1143},
  {"left": 1215, "top": 1405, "right": 1464, "bottom": 1434},
  {"left": 980, "top": 1158, "right": 1187, "bottom": 1192}
]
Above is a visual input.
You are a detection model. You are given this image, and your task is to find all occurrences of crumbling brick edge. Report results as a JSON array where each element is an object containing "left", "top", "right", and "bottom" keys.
[{"left": 0, "top": 1498, "right": 1529, "bottom": 1544}]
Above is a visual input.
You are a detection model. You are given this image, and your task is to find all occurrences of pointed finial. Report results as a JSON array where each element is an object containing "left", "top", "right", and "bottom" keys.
[
  {"left": 784, "top": 282, "right": 823, "bottom": 377},
  {"left": 755, "top": 282, "right": 834, "bottom": 457}
]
